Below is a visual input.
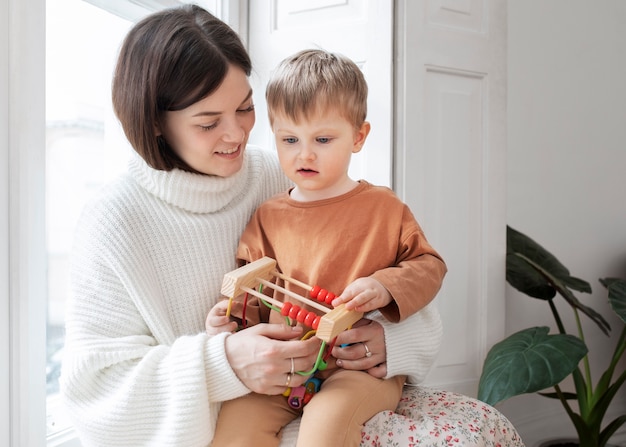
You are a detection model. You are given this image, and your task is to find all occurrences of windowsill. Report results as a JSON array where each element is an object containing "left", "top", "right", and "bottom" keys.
[
  {"left": 47, "top": 429, "right": 81, "bottom": 447},
  {"left": 47, "top": 395, "right": 81, "bottom": 447}
]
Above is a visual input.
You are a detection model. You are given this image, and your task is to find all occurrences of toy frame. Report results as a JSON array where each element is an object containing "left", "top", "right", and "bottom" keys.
[{"left": 221, "top": 257, "right": 363, "bottom": 342}]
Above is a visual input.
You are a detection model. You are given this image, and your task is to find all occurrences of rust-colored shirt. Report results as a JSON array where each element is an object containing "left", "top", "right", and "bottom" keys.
[{"left": 236, "top": 181, "right": 446, "bottom": 324}]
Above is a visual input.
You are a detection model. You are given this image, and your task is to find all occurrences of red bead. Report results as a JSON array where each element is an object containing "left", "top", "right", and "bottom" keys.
[
  {"left": 325, "top": 292, "right": 335, "bottom": 305},
  {"left": 316, "top": 289, "right": 328, "bottom": 302},
  {"left": 281, "top": 302, "right": 292, "bottom": 316},
  {"left": 312, "top": 316, "right": 321, "bottom": 330},
  {"left": 310, "top": 285, "right": 321, "bottom": 299},
  {"left": 296, "top": 308, "right": 308, "bottom": 323},
  {"left": 289, "top": 304, "right": 300, "bottom": 319},
  {"left": 304, "top": 311, "right": 316, "bottom": 327}
]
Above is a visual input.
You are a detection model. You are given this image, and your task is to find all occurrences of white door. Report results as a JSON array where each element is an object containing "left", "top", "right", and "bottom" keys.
[
  {"left": 395, "top": 0, "right": 507, "bottom": 396},
  {"left": 247, "top": 0, "right": 393, "bottom": 187}
]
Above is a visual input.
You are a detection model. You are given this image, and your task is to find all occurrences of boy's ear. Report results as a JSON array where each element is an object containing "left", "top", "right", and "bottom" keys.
[{"left": 352, "top": 121, "right": 371, "bottom": 153}]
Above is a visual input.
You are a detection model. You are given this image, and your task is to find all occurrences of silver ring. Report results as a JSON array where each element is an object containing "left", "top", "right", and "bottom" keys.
[
  {"left": 285, "top": 373, "right": 292, "bottom": 387},
  {"left": 363, "top": 342, "right": 372, "bottom": 358},
  {"left": 290, "top": 357, "right": 295, "bottom": 375}
]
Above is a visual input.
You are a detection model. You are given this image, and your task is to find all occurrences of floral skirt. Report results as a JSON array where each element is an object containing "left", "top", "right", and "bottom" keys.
[{"left": 279, "top": 386, "right": 525, "bottom": 446}]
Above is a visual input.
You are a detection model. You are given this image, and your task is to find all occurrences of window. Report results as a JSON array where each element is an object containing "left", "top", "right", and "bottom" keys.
[{"left": 45, "top": 0, "right": 133, "bottom": 442}]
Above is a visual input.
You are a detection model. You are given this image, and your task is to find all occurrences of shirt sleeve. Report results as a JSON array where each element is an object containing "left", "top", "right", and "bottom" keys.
[{"left": 372, "top": 205, "right": 447, "bottom": 322}]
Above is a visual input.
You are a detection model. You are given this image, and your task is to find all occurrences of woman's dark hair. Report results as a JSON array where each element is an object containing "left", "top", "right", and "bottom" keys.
[{"left": 112, "top": 4, "right": 252, "bottom": 171}]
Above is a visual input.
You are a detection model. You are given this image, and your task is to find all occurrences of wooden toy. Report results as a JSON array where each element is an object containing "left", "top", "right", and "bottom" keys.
[{"left": 221, "top": 256, "right": 363, "bottom": 342}]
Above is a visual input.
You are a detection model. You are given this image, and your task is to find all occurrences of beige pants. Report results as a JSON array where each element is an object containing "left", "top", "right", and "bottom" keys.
[{"left": 211, "top": 370, "right": 406, "bottom": 447}]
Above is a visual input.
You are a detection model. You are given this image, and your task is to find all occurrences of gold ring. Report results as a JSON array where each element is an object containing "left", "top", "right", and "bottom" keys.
[
  {"left": 286, "top": 373, "right": 292, "bottom": 387},
  {"left": 290, "top": 357, "right": 295, "bottom": 375},
  {"left": 363, "top": 343, "right": 372, "bottom": 358}
]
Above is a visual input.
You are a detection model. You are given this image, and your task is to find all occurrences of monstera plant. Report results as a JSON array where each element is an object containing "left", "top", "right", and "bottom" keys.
[{"left": 478, "top": 226, "right": 626, "bottom": 447}]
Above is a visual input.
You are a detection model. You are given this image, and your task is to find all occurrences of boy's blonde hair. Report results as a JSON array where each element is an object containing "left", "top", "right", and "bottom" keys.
[{"left": 266, "top": 49, "right": 368, "bottom": 130}]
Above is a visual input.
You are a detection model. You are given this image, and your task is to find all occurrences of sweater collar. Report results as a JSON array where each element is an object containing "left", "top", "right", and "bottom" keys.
[{"left": 128, "top": 151, "right": 250, "bottom": 214}]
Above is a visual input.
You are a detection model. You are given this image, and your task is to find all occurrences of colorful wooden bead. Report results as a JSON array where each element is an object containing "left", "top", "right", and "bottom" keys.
[
  {"left": 304, "top": 311, "right": 316, "bottom": 327},
  {"left": 324, "top": 292, "right": 335, "bottom": 304},
  {"left": 316, "top": 288, "right": 328, "bottom": 302},
  {"left": 281, "top": 301, "right": 293, "bottom": 316},
  {"left": 309, "top": 285, "right": 321, "bottom": 299},
  {"left": 296, "top": 307, "right": 308, "bottom": 323},
  {"left": 288, "top": 304, "right": 300, "bottom": 319},
  {"left": 312, "top": 315, "right": 321, "bottom": 330}
]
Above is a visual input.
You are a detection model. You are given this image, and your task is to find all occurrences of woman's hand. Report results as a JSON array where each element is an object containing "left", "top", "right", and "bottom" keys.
[
  {"left": 331, "top": 318, "right": 387, "bottom": 378},
  {"left": 224, "top": 323, "right": 322, "bottom": 395}
]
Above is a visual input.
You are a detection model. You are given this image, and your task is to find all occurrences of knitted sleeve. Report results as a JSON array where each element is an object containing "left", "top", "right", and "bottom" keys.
[{"left": 368, "top": 301, "right": 443, "bottom": 384}]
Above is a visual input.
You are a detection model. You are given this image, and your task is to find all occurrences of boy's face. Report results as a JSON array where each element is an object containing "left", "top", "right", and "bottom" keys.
[{"left": 272, "top": 109, "right": 370, "bottom": 202}]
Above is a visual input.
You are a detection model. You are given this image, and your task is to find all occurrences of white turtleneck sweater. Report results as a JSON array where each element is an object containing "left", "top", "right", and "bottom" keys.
[{"left": 61, "top": 147, "right": 442, "bottom": 447}]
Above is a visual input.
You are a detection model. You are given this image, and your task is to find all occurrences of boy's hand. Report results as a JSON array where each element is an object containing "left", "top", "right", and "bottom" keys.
[
  {"left": 331, "top": 277, "right": 392, "bottom": 313},
  {"left": 205, "top": 299, "right": 239, "bottom": 335}
]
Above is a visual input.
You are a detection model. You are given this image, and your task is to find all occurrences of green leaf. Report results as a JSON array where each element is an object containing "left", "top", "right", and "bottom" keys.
[
  {"left": 506, "top": 252, "right": 556, "bottom": 300},
  {"left": 605, "top": 278, "right": 626, "bottom": 324},
  {"left": 538, "top": 391, "right": 578, "bottom": 400},
  {"left": 478, "top": 326, "right": 588, "bottom": 406},
  {"left": 588, "top": 370, "right": 626, "bottom": 439},
  {"left": 600, "top": 277, "right": 622, "bottom": 288},
  {"left": 514, "top": 253, "right": 612, "bottom": 335},
  {"left": 600, "top": 414, "right": 626, "bottom": 447},
  {"left": 507, "top": 226, "right": 591, "bottom": 294}
]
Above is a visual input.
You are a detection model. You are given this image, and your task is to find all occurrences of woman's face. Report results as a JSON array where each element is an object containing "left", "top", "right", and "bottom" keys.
[{"left": 159, "top": 65, "right": 256, "bottom": 177}]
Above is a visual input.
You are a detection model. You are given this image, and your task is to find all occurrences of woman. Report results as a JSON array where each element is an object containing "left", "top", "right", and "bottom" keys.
[{"left": 60, "top": 4, "right": 443, "bottom": 446}]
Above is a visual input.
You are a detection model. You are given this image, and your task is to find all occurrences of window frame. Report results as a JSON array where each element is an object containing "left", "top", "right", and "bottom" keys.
[{"left": 2, "top": 0, "right": 48, "bottom": 446}]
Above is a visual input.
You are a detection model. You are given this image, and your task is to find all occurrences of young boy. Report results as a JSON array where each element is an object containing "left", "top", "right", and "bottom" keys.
[{"left": 208, "top": 49, "right": 447, "bottom": 447}]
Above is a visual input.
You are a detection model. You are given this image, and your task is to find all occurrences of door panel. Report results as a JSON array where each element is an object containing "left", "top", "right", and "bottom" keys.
[
  {"left": 422, "top": 67, "right": 487, "bottom": 387},
  {"left": 396, "top": 0, "right": 507, "bottom": 396}
]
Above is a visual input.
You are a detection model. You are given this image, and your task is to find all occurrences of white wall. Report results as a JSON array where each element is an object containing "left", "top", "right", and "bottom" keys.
[
  {"left": 0, "top": 0, "right": 9, "bottom": 440},
  {"left": 502, "top": 1, "right": 626, "bottom": 445}
]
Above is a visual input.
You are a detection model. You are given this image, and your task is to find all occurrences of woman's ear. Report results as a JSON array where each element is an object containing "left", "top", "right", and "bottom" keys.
[{"left": 352, "top": 121, "right": 371, "bottom": 153}]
